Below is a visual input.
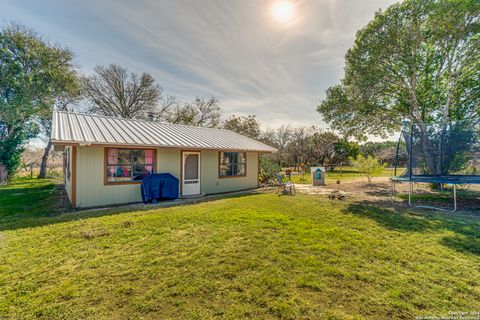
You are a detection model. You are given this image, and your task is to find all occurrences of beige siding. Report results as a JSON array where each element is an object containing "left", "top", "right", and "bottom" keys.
[
  {"left": 200, "top": 150, "right": 258, "bottom": 194},
  {"left": 157, "top": 148, "right": 181, "bottom": 177},
  {"left": 76, "top": 146, "right": 142, "bottom": 207},
  {"left": 74, "top": 146, "right": 259, "bottom": 208}
]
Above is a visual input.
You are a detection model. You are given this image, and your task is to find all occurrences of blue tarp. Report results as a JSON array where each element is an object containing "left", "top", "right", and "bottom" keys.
[{"left": 141, "top": 173, "right": 179, "bottom": 203}]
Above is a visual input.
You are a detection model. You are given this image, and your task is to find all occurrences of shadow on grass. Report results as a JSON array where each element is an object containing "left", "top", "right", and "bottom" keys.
[
  {"left": 440, "top": 235, "right": 480, "bottom": 255},
  {"left": 389, "top": 181, "right": 480, "bottom": 209},
  {"left": 344, "top": 199, "right": 480, "bottom": 256},
  {"left": 0, "top": 179, "right": 263, "bottom": 232},
  {"left": 345, "top": 199, "right": 434, "bottom": 232},
  {"left": 362, "top": 183, "right": 393, "bottom": 197}
]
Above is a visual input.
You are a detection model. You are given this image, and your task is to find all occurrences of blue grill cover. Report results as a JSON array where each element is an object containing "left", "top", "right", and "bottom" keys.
[{"left": 141, "top": 173, "right": 179, "bottom": 203}]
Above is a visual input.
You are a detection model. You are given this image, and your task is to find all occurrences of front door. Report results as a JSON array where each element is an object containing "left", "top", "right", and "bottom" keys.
[{"left": 182, "top": 151, "right": 200, "bottom": 196}]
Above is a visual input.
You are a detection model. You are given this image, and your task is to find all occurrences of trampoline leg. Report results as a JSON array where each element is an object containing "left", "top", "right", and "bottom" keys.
[
  {"left": 412, "top": 183, "right": 458, "bottom": 212},
  {"left": 390, "top": 181, "right": 395, "bottom": 200},
  {"left": 408, "top": 182, "right": 412, "bottom": 206},
  {"left": 453, "top": 184, "right": 457, "bottom": 213}
]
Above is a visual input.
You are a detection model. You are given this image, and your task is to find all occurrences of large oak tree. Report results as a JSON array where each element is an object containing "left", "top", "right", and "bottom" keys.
[
  {"left": 318, "top": 0, "right": 479, "bottom": 139},
  {"left": 0, "top": 24, "right": 78, "bottom": 180}
]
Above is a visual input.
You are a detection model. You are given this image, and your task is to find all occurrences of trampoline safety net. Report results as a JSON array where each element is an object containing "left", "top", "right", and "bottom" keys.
[{"left": 397, "top": 118, "right": 480, "bottom": 180}]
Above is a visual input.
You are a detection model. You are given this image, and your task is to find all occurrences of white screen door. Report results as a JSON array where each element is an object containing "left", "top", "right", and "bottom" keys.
[{"left": 182, "top": 152, "right": 200, "bottom": 196}]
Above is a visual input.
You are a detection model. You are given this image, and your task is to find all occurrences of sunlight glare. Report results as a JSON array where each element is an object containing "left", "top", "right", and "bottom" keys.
[{"left": 271, "top": 1, "right": 295, "bottom": 24}]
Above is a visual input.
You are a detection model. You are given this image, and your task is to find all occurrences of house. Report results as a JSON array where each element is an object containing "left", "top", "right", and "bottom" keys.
[{"left": 50, "top": 111, "right": 276, "bottom": 208}]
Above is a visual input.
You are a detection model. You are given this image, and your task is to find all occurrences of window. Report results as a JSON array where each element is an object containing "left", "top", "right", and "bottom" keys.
[
  {"left": 105, "top": 148, "right": 155, "bottom": 184},
  {"left": 219, "top": 152, "right": 246, "bottom": 177}
]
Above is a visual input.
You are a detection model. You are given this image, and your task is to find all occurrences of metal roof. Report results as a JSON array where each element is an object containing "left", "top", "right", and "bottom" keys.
[{"left": 51, "top": 111, "right": 276, "bottom": 152}]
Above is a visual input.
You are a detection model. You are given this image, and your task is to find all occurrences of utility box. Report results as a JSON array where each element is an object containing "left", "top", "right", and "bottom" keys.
[{"left": 311, "top": 167, "right": 326, "bottom": 186}]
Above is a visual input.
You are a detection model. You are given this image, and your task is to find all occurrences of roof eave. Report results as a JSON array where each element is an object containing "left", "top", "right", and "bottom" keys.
[{"left": 50, "top": 139, "right": 276, "bottom": 153}]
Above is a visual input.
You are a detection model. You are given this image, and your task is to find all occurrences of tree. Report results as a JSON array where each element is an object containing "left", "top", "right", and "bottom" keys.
[
  {"left": 82, "top": 64, "right": 161, "bottom": 119},
  {"left": 310, "top": 131, "right": 359, "bottom": 170},
  {"left": 223, "top": 115, "right": 261, "bottom": 139},
  {"left": 20, "top": 148, "right": 43, "bottom": 179},
  {"left": 350, "top": 154, "right": 386, "bottom": 183},
  {"left": 160, "top": 96, "right": 221, "bottom": 128},
  {"left": 269, "top": 125, "right": 293, "bottom": 166},
  {"left": 310, "top": 131, "right": 339, "bottom": 166},
  {"left": 0, "top": 23, "right": 76, "bottom": 180},
  {"left": 286, "top": 126, "right": 314, "bottom": 171},
  {"left": 187, "top": 97, "right": 221, "bottom": 128},
  {"left": 153, "top": 94, "right": 178, "bottom": 121},
  {"left": 0, "top": 126, "right": 36, "bottom": 181},
  {"left": 330, "top": 139, "right": 359, "bottom": 170},
  {"left": 259, "top": 155, "right": 281, "bottom": 184},
  {"left": 359, "top": 141, "right": 404, "bottom": 166},
  {"left": 317, "top": 0, "right": 480, "bottom": 140},
  {"left": 37, "top": 56, "right": 80, "bottom": 178},
  {"left": 259, "top": 128, "right": 276, "bottom": 146},
  {"left": 258, "top": 125, "right": 359, "bottom": 170}
]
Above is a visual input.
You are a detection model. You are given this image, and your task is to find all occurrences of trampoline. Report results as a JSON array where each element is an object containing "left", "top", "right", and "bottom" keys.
[{"left": 391, "top": 118, "right": 480, "bottom": 212}]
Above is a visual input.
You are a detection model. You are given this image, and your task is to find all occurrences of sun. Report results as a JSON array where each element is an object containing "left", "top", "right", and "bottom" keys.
[{"left": 271, "top": 1, "right": 295, "bottom": 24}]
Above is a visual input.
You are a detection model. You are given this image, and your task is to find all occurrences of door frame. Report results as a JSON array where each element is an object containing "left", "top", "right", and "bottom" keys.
[{"left": 180, "top": 150, "right": 201, "bottom": 196}]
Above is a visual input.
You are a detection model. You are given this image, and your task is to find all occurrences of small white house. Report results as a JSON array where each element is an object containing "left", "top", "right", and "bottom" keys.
[{"left": 51, "top": 111, "right": 276, "bottom": 208}]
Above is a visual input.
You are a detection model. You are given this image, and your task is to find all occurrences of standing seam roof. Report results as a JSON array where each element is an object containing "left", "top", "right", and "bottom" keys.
[{"left": 51, "top": 111, "right": 277, "bottom": 152}]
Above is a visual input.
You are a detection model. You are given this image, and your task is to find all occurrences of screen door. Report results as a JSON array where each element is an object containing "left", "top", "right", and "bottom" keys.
[{"left": 182, "top": 152, "right": 200, "bottom": 195}]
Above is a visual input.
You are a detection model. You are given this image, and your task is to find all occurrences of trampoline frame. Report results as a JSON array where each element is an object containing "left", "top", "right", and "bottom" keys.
[
  {"left": 390, "top": 178, "right": 457, "bottom": 212},
  {"left": 390, "top": 119, "right": 480, "bottom": 212}
]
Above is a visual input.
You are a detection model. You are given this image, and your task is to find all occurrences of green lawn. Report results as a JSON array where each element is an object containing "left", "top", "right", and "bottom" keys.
[
  {"left": 1, "top": 179, "right": 480, "bottom": 319},
  {"left": 0, "top": 178, "right": 68, "bottom": 231},
  {"left": 289, "top": 167, "right": 398, "bottom": 184}
]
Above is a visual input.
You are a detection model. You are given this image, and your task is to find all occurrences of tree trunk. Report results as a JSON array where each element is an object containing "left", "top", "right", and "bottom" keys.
[
  {"left": 0, "top": 164, "right": 7, "bottom": 183},
  {"left": 39, "top": 139, "right": 52, "bottom": 179},
  {"left": 417, "top": 126, "right": 439, "bottom": 175}
]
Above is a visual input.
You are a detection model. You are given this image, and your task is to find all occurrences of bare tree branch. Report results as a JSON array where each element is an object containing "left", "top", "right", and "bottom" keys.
[{"left": 82, "top": 64, "right": 161, "bottom": 119}]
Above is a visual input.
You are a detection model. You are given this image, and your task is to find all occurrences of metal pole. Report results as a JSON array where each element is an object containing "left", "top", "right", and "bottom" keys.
[
  {"left": 394, "top": 134, "right": 401, "bottom": 177},
  {"left": 409, "top": 123, "right": 414, "bottom": 180},
  {"left": 440, "top": 128, "right": 443, "bottom": 176},
  {"left": 453, "top": 184, "right": 457, "bottom": 212},
  {"left": 408, "top": 181, "right": 412, "bottom": 206},
  {"left": 439, "top": 125, "right": 444, "bottom": 191}
]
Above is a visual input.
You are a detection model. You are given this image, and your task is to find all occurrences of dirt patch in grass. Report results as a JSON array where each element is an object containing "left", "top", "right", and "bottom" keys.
[{"left": 297, "top": 177, "right": 480, "bottom": 214}]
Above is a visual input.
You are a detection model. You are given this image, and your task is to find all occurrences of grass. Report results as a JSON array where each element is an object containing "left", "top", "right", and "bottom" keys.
[
  {"left": 0, "top": 178, "right": 60, "bottom": 217},
  {"left": 288, "top": 167, "right": 398, "bottom": 184},
  {"left": 1, "top": 179, "right": 480, "bottom": 319}
]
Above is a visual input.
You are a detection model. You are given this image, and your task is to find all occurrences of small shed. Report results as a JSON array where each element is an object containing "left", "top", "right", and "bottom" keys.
[
  {"left": 310, "top": 167, "right": 326, "bottom": 186},
  {"left": 50, "top": 111, "right": 276, "bottom": 208}
]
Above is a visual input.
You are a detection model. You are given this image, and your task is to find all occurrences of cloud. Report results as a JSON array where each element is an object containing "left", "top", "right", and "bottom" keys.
[{"left": 1, "top": 0, "right": 399, "bottom": 130}]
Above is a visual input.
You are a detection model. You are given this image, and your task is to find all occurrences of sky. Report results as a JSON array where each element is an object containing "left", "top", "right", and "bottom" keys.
[{"left": 1, "top": 0, "right": 399, "bottom": 130}]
